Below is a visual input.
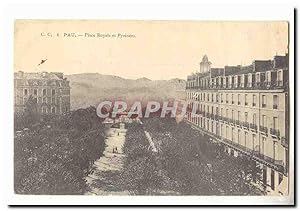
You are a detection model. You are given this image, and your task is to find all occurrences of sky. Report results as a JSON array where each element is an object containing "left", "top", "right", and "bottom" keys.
[{"left": 14, "top": 20, "right": 288, "bottom": 80}]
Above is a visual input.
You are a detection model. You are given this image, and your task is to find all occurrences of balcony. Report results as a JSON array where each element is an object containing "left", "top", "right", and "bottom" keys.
[
  {"left": 229, "top": 118, "right": 235, "bottom": 124},
  {"left": 259, "top": 126, "right": 268, "bottom": 134},
  {"left": 195, "top": 129, "right": 286, "bottom": 174},
  {"left": 201, "top": 111, "right": 206, "bottom": 117},
  {"left": 250, "top": 123, "right": 258, "bottom": 131},
  {"left": 221, "top": 138, "right": 284, "bottom": 172},
  {"left": 223, "top": 117, "right": 229, "bottom": 123},
  {"left": 236, "top": 120, "right": 242, "bottom": 127},
  {"left": 270, "top": 128, "right": 280, "bottom": 137},
  {"left": 252, "top": 151, "right": 284, "bottom": 172},
  {"left": 242, "top": 122, "right": 250, "bottom": 129},
  {"left": 273, "top": 104, "right": 278, "bottom": 109},
  {"left": 281, "top": 137, "right": 288, "bottom": 148}
]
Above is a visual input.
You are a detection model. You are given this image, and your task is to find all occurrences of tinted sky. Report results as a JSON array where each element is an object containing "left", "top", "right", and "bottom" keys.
[{"left": 14, "top": 20, "right": 288, "bottom": 80}]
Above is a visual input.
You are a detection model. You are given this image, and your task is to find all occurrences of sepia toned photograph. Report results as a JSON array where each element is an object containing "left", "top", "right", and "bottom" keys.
[{"left": 13, "top": 19, "right": 294, "bottom": 204}]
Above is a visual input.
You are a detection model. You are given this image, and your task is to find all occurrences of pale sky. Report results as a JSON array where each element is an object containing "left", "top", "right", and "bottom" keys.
[{"left": 14, "top": 20, "right": 288, "bottom": 80}]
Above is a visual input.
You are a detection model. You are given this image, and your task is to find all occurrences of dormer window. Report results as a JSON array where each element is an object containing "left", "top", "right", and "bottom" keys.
[
  {"left": 277, "top": 70, "right": 283, "bottom": 86},
  {"left": 255, "top": 73, "right": 260, "bottom": 86},
  {"left": 248, "top": 73, "right": 253, "bottom": 87},
  {"left": 266, "top": 71, "right": 271, "bottom": 82}
]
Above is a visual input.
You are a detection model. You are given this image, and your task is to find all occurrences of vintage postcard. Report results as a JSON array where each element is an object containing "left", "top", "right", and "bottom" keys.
[{"left": 13, "top": 20, "right": 294, "bottom": 205}]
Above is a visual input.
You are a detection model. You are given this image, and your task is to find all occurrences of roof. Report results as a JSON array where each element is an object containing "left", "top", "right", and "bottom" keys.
[{"left": 14, "top": 71, "right": 65, "bottom": 80}]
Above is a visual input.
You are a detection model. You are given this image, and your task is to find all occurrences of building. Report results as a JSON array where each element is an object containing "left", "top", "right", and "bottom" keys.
[
  {"left": 185, "top": 54, "right": 289, "bottom": 195},
  {"left": 14, "top": 71, "right": 71, "bottom": 115}
]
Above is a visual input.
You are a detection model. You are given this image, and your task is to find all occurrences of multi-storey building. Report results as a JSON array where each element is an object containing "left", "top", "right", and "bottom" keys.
[
  {"left": 14, "top": 71, "right": 71, "bottom": 115},
  {"left": 185, "top": 54, "right": 289, "bottom": 195}
]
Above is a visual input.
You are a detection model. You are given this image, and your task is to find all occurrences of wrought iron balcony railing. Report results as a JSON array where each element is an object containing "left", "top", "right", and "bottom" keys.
[
  {"left": 270, "top": 128, "right": 280, "bottom": 137},
  {"left": 259, "top": 125, "right": 268, "bottom": 134},
  {"left": 250, "top": 123, "right": 258, "bottom": 131},
  {"left": 242, "top": 122, "right": 250, "bottom": 128},
  {"left": 281, "top": 137, "right": 288, "bottom": 148}
]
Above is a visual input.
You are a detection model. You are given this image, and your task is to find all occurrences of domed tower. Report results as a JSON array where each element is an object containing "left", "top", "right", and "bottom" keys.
[{"left": 199, "top": 55, "right": 212, "bottom": 73}]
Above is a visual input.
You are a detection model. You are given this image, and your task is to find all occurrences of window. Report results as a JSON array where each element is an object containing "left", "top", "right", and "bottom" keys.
[
  {"left": 221, "top": 94, "right": 223, "bottom": 103},
  {"left": 221, "top": 124, "right": 224, "bottom": 137},
  {"left": 244, "top": 131, "right": 248, "bottom": 146},
  {"left": 277, "top": 70, "right": 283, "bottom": 82},
  {"left": 279, "top": 174, "right": 283, "bottom": 185},
  {"left": 273, "top": 95, "right": 279, "bottom": 109},
  {"left": 207, "top": 119, "right": 209, "bottom": 130},
  {"left": 262, "top": 95, "right": 266, "bottom": 108},
  {"left": 237, "top": 111, "right": 241, "bottom": 121},
  {"left": 245, "top": 94, "right": 248, "bottom": 106},
  {"left": 34, "top": 89, "right": 38, "bottom": 95},
  {"left": 231, "top": 109, "right": 234, "bottom": 120},
  {"left": 231, "top": 128, "right": 234, "bottom": 141},
  {"left": 262, "top": 115, "right": 267, "bottom": 127},
  {"left": 238, "top": 94, "right": 241, "bottom": 105},
  {"left": 52, "top": 98, "right": 56, "bottom": 104},
  {"left": 253, "top": 113, "right": 257, "bottom": 125},
  {"left": 266, "top": 71, "right": 271, "bottom": 82},
  {"left": 245, "top": 112, "right": 248, "bottom": 122},
  {"left": 52, "top": 89, "right": 55, "bottom": 96},
  {"left": 51, "top": 107, "right": 56, "bottom": 114},
  {"left": 226, "top": 94, "right": 228, "bottom": 103},
  {"left": 226, "top": 126, "right": 229, "bottom": 139},
  {"left": 256, "top": 73, "right": 260, "bottom": 83},
  {"left": 207, "top": 94, "right": 210, "bottom": 102},
  {"left": 238, "top": 130, "right": 241, "bottom": 144},
  {"left": 271, "top": 170, "right": 275, "bottom": 190},
  {"left": 231, "top": 94, "right": 234, "bottom": 104},
  {"left": 252, "top": 134, "right": 257, "bottom": 150},
  {"left": 253, "top": 95, "right": 257, "bottom": 106},
  {"left": 263, "top": 166, "right": 267, "bottom": 186},
  {"left": 42, "top": 107, "right": 47, "bottom": 113},
  {"left": 273, "top": 117, "right": 278, "bottom": 129},
  {"left": 43, "top": 97, "right": 47, "bottom": 103},
  {"left": 226, "top": 109, "right": 228, "bottom": 118},
  {"left": 43, "top": 89, "right": 47, "bottom": 96},
  {"left": 24, "top": 89, "right": 28, "bottom": 95},
  {"left": 33, "top": 98, "right": 37, "bottom": 104}
]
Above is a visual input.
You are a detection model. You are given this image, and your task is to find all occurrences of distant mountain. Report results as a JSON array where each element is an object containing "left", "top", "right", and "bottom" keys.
[{"left": 66, "top": 73, "right": 186, "bottom": 110}]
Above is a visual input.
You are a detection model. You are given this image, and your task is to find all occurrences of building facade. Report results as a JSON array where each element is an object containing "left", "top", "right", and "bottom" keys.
[
  {"left": 185, "top": 54, "right": 289, "bottom": 195},
  {"left": 14, "top": 71, "right": 71, "bottom": 115}
]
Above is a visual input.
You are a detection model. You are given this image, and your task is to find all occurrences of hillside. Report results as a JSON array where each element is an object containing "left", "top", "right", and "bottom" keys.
[{"left": 66, "top": 73, "right": 186, "bottom": 110}]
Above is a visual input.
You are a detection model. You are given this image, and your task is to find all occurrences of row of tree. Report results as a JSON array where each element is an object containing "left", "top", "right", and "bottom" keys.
[
  {"left": 14, "top": 106, "right": 107, "bottom": 194},
  {"left": 142, "top": 118, "right": 263, "bottom": 195}
]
